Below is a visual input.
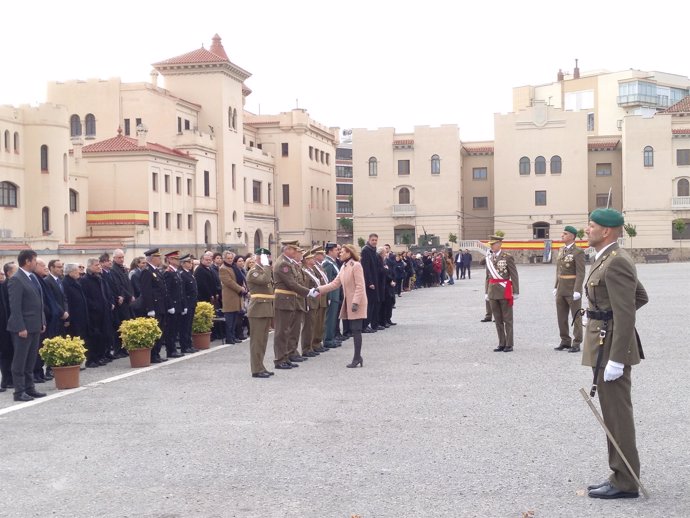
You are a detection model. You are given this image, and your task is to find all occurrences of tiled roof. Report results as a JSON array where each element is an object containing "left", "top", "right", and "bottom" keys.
[
  {"left": 463, "top": 145, "right": 494, "bottom": 154},
  {"left": 672, "top": 128, "right": 690, "bottom": 134},
  {"left": 153, "top": 47, "right": 228, "bottom": 66},
  {"left": 664, "top": 96, "right": 690, "bottom": 113},
  {"left": 82, "top": 131, "right": 194, "bottom": 160},
  {"left": 393, "top": 139, "right": 414, "bottom": 145},
  {"left": 588, "top": 139, "right": 620, "bottom": 151}
]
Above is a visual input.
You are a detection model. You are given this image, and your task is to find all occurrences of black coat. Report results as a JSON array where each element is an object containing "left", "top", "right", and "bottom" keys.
[
  {"left": 130, "top": 268, "right": 143, "bottom": 298},
  {"left": 63, "top": 275, "right": 90, "bottom": 339},
  {"left": 38, "top": 276, "right": 62, "bottom": 338},
  {"left": 111, "top": 262, "right": 134, "bottom": 321},
  {"left": 194, "top": 265, "right": 217, "bottom": 303},
  {"left": 80, "top": 273, "right": 113, "bottom": 333},
  {"left": 360, "top": 244, "right": 381, "bottom": 291},
  {"left": 163, "top": 268, "right": 184, "bottom": 313},
  {"left": 180, "top": 269, "right": 198, "bottom": 308},
  {"left": 0, "top": 282, "right": 11, "bottom": 354},
  {"left": 139, "top": 263, "right": 167, "bottom": 315}
]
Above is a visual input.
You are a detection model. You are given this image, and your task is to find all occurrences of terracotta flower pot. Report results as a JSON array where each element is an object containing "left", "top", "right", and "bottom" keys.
[
  {"left": 52, "top": 365, "right": 80, "bottom": 390},
  {"left": 192, "top": 332, "right": 211, "bottom": 350},
  {"left": 128, "top": 348, "right": 152, "bottom": 368}
]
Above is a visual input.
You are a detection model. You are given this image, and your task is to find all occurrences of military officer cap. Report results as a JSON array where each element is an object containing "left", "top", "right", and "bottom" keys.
[
  {"left": 310, "top": 246, "right": 325, "bottom": 256},
  {"left": 144, "top": 247, "right": 160, "bottom": 257},
  {"left": 303, "top": 251, "right": 315, "bottom": 260},
  {"left": 590, "top": 208, "right": 624, "bottom": 227},
  {"left": 325, "top": 242, "right": 338, "bottom": 251},
  {"left": 281, "top": 240, "right": 300, "bottom": 250},
  {"left": 255, "top": 247, "right": 271, "bottom": 255},
  {"left": 487, "top": 235, "right": 504, "bottom": 245},
  {"left": 564, "top": 225, "right": 578, "bottom": 237},
  {"left": 165, "top": 250, "right": 180, "bottom": 259},
  {"left": 179, "top": 254, "right": 192, "bottom": 262}
]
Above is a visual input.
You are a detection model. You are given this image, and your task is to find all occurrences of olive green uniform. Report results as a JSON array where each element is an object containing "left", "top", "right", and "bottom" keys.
[
  {"left": 554, "top": 244, "right": 585, "bottom": 348},
  {"left": 311, "top": 263, "right": 329, "bottom": 350},
  {"left": 300, "top": 266, "right": 320, "bottom": 355},
  {"left": 272, "top": 255, "right": 310, "bottom": 366},
  {"left": 485, "top": 251, "right": 519, "bottom": 349},
  {"left": 582, "top": 243, "right": 648, "bottom": 492},
  {"left": 246, "top": 263, "right": 274, "bottom": 375}
]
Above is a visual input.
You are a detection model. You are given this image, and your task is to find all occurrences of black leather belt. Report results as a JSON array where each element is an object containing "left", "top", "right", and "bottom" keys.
[{"left": 586, "top": 309, "right": 613, "bottom": 320}]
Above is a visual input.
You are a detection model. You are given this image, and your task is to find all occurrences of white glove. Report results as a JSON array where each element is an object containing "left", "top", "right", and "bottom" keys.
[
  {"left": 260, "top": 253, "right": 270, "bottom": 266},
  {"left": 603, "top": 360, "right": 624, "bottom": 382},
  {"left": 552, "top": 288, "right": 557, "bottom": 297},
  {"left": 573, "top": 292, "right": 581, "bottom": 301},
  {"left": 167, "top": 308, "right": 175, "bottom": 315},
  {"left": 182, "top": 308, "right": 188, "bottom": 315},
  {"left": 513, "top": 294, "right": 519, "bottom": 300},
  {"left": 147, "top": 310, "right": 155, "bottom": 317},
  {"left": 485, "top": 294, "right": 489, "bottom": 301},
  {"left": 308, "top": 288, "right": 319, "bottom": 298}
]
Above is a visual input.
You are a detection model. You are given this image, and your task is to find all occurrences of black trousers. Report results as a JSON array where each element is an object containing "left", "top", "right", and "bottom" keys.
[{"left": 365, "top": 287, "right": 380, "bottom": 328}]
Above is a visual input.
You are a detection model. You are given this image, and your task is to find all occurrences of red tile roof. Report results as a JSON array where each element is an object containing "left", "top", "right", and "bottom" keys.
[
  {"left": 82, "top": 131, "right": 194, "bottom": 160},
  {"left": 664, "top": 96, "right": 690, "bottom": 114},
  {"left": 672, "top": 128, "right": 690, "bottom": 134},
  {"left": 153, "top": 47, "right": 229, "bottom": 66},
  {"left": 463, "top": 145, "right": 494, "bottom": 154},
  {"left": 588, "top": 139, "right": 620, "bottom": 151}
]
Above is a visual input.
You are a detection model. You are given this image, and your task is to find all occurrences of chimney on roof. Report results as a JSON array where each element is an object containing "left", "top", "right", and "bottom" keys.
[
  {"left": 573, "top": 59, "right": 580, "bottom": 79},
  {"left": 210, "top": 34, "right": 229, "bottom": 60},
  {"left": 557, "top": 69, "right": 564, "bottom": 81},
  {"left": 136, "top": 124, "right": 148, "bottom": 147},
  {"left": 150, "top": 70, "right": 159, "bottom": 87}
]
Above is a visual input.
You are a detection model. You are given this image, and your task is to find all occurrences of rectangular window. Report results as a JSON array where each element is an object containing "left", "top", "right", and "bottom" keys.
[
  {"left": 124, "top": 119, "right": 130, "bottom": 136},
  {"left": 398, "top": 159, "right": 410, "bottom": 175},
  {"left": 164, "top": 174, "right": 170, "bottom": 193},
  {"left": 175, "top": 176, "right": 181, "bottom": 195},
  {"left": 587, "top": 113, "right": 595, "bottom": 131},
  {"left": 135, "top": 118, "right": 142, "bottom": 127},
  {"left": 268, "top": 183, "right": 272, "bottom": 205},
  {"left": 152, "top": 172, "right": 158, "bottom": 192},
  {"left": 327, "top": 190, "right": 330, "bottom": 210},
  {"left": 595, "top": 193, "right": 610, "bottom": 208},
  {"left": 232, "top": 164, "right": 236, "bottom": 189},
  {"left": 336, "top": 201, "right": 353, "bottom": 214},
  {"left": 69, "top": 190, "right": 78, "bottom": 212},
  {"left": 326, "top": 153, "right": 330, "bottom": 166},
  {"left": 320, "top": 150, "right": 325, "bottom": 163},
  {"left": 253, "top": 180, "right": 262, "bottom": 203},
  {"left": 336, "top": 184, "right": 353, "bottom": 195},
  {"left": 184, "top": 119, "right": 190, "bottom": 130},
  {"left": 677, "top": 149, "right": 690, "bottom": 166},
  {"left": 176, "top": 213, "right": 182, "bottom": 229},
  {"left": 282, "top": 184, "right": 290, "bottom": 206},
  {"left": 203, "top": 170, "right": 210, "bottom": 197},
  {"left": 535, "top": 190, "right": 547, "bottom": 206},
  {"left": 177, "top": 117, "right": 182, "bottom": 133},
  {"left": 244, "top": 178, "right": 247, "bottom": 202},
  {"left": 281, "top": 143, "right": 289, "bottom": 157},
  {"left": 596, "top": 163, "right": 612, "bottom": 176},
  {"left": 336, "top": 166, "right": 353, "bottom": 178},
  {"left": 473, "top": 196, "right": 488, "bottom": 209},
  {"left": 309, "top": 146, "right": 313, "bottom": 160},
  {"left": 472, "top": 167, "right": 488, "bottom": 180},
  {"left": 153, "top": 211, "right": 159, "bottom": 229},
  {"left": 187, "top": 214, "right": 193, "bottom": 230},
  {"left": 187, "top": 178, "right": 192, "bottom": 196},
  {"left": 165, "top": 212, "right": 170, "bottom": 230}
]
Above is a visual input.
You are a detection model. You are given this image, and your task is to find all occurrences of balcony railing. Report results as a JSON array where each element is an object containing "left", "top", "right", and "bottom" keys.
[
  {"left": 672, "top": 196, "right": 690, "bottom": 209},
  {"left": 392, "top": 204, "right": 416, "bottom": 217},
  {"left": 616, "top": 94, "right": 670, "bottom": 108}
]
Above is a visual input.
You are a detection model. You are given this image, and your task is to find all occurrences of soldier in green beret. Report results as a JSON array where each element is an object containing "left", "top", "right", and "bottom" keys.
[
  {"left": 553, "top": 225, "right": 585, "bottom": 353},
  {"left": 583, "top": 208, "right": 649, "bottom": 499}
]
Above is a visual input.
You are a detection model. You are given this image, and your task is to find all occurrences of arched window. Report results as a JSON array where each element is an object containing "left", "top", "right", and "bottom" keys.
[
  {"left": 13, "top": 132, "right": 19, "bottom": 153},
  {"left": 430, "top": 154, "right": 440, "bottom": 175},
  {"left": 678, "top": 178, "right": 690, "bottom": 197},
  {"left": 535, "top": 156, "right": 546, "bottom": 175},
  {"left": 204, "top": 220, "right": 211, "bottom": 245},
  {"left": 532, "top": 221, "right": 550, "bottom": 239},
  {"left": 70, "top": 114, "right": 82, "bottom": 137},
  {"left": 519, "top": 156, "right": 530, "bottom": 175},
  {"left": 69, "top": 189, "right": 79, "bottom": 212},
  {"left": 254, "top": 229, "right": 262, "bottom": 251},
  {"left": 0, "top": 181, "right": 18, "bottom": 207},
  {"left": 643, "top": 146, "right": 654, "bottom": 167},
  {"left": 3, "top": 130, "right": 9, "bottom": 151},
  {"left": 368, "top": 157, "right": 378, "bottom": 177},
  {"left": 42, "top": 207, "right": 50, "bottom": 233},
  {"left": 40, "top": 145, "right": 49, "bottom": 171},
  {"left": 550, "top": 155, "right": 562, "bottom": 174},
  {"left": 399, "top": 187, "right": 411, "bottom": 204},
  {"left": 85, "top": 114, "right": 96, "bottom": 137},
  {"left": 228, "top": 107, "right": 232, "bottom": 129},
  {"left": 232, "top": 109, "right": 237, "bottom": 130}
]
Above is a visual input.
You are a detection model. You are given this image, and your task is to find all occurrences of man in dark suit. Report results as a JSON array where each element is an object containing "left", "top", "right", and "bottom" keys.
[
  {"left": 44, "top": 259, "right": 69, "bottom": 336},
  {"left": 34, "top": 259, "right": 62, "bottom": 382},
  {"left": 139, "top": 248, "right": 168, "bottom": 363},
  {"left": 360, "top": 233, "right": 382, "bottom": 333},
  {"left": 111, "top": 249, "right": 135, "bottom": 358},
  {"left": 6, "top": 249, "right": 47, "bottom": 402}
]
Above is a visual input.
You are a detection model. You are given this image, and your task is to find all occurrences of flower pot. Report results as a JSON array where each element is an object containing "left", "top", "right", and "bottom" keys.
[
  {"left": 128, "top": 348, "right": 152, "bottom": 368},
  {"left": 192, "top": 332, "right": 211, "bottom": 350},
  {"left": 52, "top": 365, "right": 81, "bottom": 390}
]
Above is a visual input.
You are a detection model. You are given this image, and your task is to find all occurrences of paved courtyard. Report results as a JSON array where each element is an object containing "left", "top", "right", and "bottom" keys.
[{"left": 0, "top": 262, "right": 688, "bottom": 518}]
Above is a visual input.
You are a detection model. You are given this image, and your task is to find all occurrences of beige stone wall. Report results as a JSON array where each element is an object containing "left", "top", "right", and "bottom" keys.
[{"left": 461, "top": 145, "right": 494, "bottom": 240}]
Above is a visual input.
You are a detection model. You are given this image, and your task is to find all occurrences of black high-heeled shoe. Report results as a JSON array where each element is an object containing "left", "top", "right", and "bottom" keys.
[{"left": 346, "top": 357, "right": 363, "bottom": 368}]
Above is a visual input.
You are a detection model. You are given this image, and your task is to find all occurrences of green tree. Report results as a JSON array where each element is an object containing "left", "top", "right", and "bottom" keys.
[
  {"left": 357, "top": 237, "right": 366, "bottom": 248},
  {"left": 402, "top": 234, "right": 412, "bottom": 246},
  {"left": 577, "top": 228, "right": 585, "bottom": 240},
  {"left": 673, "top": 218, "right": 687, "bottom": 259},
  {"left": 338, "top": 217, "right": 353, "bottom": 231},
  {"left": 623, "top": 223, "right": 637, "bottom": 249},
  {"left": 448, "top": 232, "right": 458, "bottom": 244}
]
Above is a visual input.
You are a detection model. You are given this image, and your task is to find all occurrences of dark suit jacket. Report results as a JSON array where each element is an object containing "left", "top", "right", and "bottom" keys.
[
  {"left": 139, "top": 263, "right": 166, "bottom": 315},
  {"left": 360, "top": 244, "right": 381, "bottom": 291},
  {"left": 80, "top": 273, "right": 113, "bottom": 333},
  {"left": 6, "top": 270, "right": 45, "bottom": 333},
  {"left": 180, "top": 269, "right": 198, "bottom": 308},
  {"left": 0, "top": 282, "right": 11, "bottom": 352},
  {"left": 194, "top": 265, "right": 217, "bottom": 303},
  {"left": 130, "top": 268, "right": 143, "bottom": 298},
  {"left": 63, "top": 275, "right": 90, "bottom": 338},
  {"left": 44, "top": 275, "right": 68, "bottom": 315}
]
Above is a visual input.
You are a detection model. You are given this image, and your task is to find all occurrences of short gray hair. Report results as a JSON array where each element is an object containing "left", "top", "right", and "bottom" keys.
[
  {"left": 64, "top": 263, "right": 79, "bottom": 275},
  {"left": 86, "top": 257, "right": 99, "bottom": 268},
  {"left": 222, "top": 250, "right": 234, "bottom": 261}
]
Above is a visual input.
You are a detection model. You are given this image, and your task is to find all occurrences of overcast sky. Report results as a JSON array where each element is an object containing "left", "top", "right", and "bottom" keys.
[{"left": 2, "top": 1, "right": 688, "bottom": 142}]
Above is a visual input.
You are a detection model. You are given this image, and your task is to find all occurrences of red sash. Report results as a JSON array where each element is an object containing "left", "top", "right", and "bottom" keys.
[{"left": 489, "top": 278, "right": 513, "bottom": 306}]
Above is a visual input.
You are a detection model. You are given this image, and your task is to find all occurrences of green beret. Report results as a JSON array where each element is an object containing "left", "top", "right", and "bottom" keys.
[
  {"left": 564, "top": 225, "right": 578, "bottom": 236},
  {"left": 255, "top": 247, "right": 271, "bottom": 255},
  {"left": 590, "top": 208, "right": 624, "bottom": 228}
]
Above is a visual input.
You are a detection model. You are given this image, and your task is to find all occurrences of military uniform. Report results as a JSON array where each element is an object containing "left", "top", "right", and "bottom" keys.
[
  {"left": 139, "top": 248, "right": 168, "bottom": 362},
  {"left": 246, "top": 260, "right": 274, "bottom": 376},
  {"left": 311, "top": 257, "right": 330, "bottom": 352},
  {"left": 554, "top": 227, "right": 585, "bottom": 352},
  {"left": 179, "top": 255, "right": 198, "bottom": 354},
  {"left": 162, "top": 252, "right": 184, "bottom": 358},
  {"left": 582, "top": 208, "right": 648, "bottom": 497},
  {"left": 300, "top": 255, "right": 321, "bottom": 357},
  {"left": 272, "top": 242, "right": 311, "bottom": 368},
  {"left": 485, "top": 237, "right": 519, "bottom": 351},
  {"left": 321, "top": 245, "right": 341, "bottom": 348}
]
